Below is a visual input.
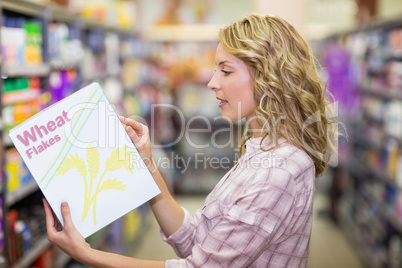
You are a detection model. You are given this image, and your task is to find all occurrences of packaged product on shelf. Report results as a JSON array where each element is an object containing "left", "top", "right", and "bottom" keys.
[
  {"left": 105, "top": 33, "right": 120, "bottom": 76},
  {"left": 80, "top": 1, "right": 137, "bottom": 29},
  {"left": 4, "top": 149, "right": 34, "bottom": 192},
  {"left": 49, "top": 70, "right": 78, "bottom": 103},
  {"left": 0, "top": 197, "right": 3, "bottom": 255},
  {"left": 2, "top": 78, "right": 46, "bottom": 132},
  {"left": 388, "top": 235, "right": 402, "bottom": 268},
  {"left": 32, "top": 247, "right": 53, "bottom": 268},
  {"left": 48, "top": 23, "right": 84, "bottom": 67},
  {"left": 1, "top": 27, "right": 25, "bottom": 65},
  {"left": 384, "top": 100, "right": 402, "bottom": 139},
  {"left": 2, "top": 78, "right": 41, "bottom": 106},
  {"left": 397, "top": 155, "right": 402, "bottom": 188},
  {"left": 6, "top": 210, "right": 18, "bottom": 266},
  {"left": 6, "top": 201, "right": 48, "bottom": 266},
  {"left": 386, "top": 62, "right": 402, "bottom": 89},
  {"left": 385, "top": 140, "right": 401, "bottom": 181},
  {"left": 388, "top": 27, "right": 402, "bottom": 58},
  {"left": 24, "top": 21, "right": 43, "bottom": 64},
  {"left": 1, "top": 16, "right": 26, "bottom": 65},
  {"left": 80, "top": 30, "right": 107, "bottom": 82},
  {"left": 15, "top": 220, "right": 32, "bottom": 252},
  {"left": 1, "top": 15, "right": 43, "bottom": 66},
  {"left": 121, "top": 59, "right": 142, "bottom": 91}
]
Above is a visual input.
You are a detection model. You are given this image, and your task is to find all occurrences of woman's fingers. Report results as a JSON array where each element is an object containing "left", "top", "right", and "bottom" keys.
[
  {"left": 119, "top": 116, "right": 149, "bottom": 147},
  {"left": 119, "top": 116, "right": 147, "bottom": 134},
  {"left": 125, "top": 125, "right": 141, "bottom": 144},
  {"left": 60, "top": 202, "right": 75, "bottom": 230},
  {"left": 126, "top": 125, "right": 149, "bottom": 148},
  {"left": 43, "top": 200, "right": 89, "bottom": 262},
  {"left": 118, "top": 115, "right": 153, "bottom": 168},
  {"left": 43, "top": 199, "right": 57, "bottom": 233}
]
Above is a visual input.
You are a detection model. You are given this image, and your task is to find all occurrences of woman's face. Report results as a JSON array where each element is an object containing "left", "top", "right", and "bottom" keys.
[{"left": 208, "top": 43, "right": 257, "bottom": 122}]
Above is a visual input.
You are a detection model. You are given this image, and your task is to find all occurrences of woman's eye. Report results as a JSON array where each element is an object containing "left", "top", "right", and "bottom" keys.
[{"left": 221, "top": 70, "right": 231, "bottom": 76}]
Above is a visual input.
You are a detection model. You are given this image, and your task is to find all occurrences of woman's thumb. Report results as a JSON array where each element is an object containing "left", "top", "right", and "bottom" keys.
[{"left": 60, "top": 202, "right": 74, "bottom": 229}]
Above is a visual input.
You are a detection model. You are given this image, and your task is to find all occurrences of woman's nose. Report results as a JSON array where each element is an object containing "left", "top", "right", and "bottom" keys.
[{"left": 207, "top": 72, "right": 220, "bottom": 91}]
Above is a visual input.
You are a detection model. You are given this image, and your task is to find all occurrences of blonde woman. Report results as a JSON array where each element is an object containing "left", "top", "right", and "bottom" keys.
[{"left": 44, "top": 13, "right": 339, "bottom": 267}]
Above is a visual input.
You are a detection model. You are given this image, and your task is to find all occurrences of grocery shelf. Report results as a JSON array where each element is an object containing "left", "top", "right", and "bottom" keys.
[
  {"left": 53, "top": 250, "right": 71, "bottom": 268},
  {"left": 11, "top": 236, "right": 51, "bottom": 268},
  {"left": 6, "top": 180, "right": 38, "bottom": 207},
  {"left": 2, "top": 88, "right": 41, "bottom": 105},
  {"left": 385, "top": 206, "right": 402, "bottom": 234},
  {"left": 1, "top": 0, "right": 44, "bottom": 17},
  {"left": 144, "top": 24, "right": 222, "bottom": 42},
  {"left": 3, "top": 135, "right": 12, "bottom": 147},
  {"left": 360, "top": 86, "right": 402, "bottom": 101},
  {"left": 0, "top": 0, "right": 145, "bottom": 265},
  {"left": 1, "top": 0, "right": 137, "bottom": 36},
  {"left": 346, "top": 154, "right": 402, "bottom": 191},
  {"left": 339, "top": 219, "right": 374, "bottom": 268},
  {"left": 2, "top": 64, "right": 51, "bottom": 78},
  {"left": 48, "top": 4, "right": 78, "bottom": 24},
  {"left": 49, "top": 60, "right": 80, "bottom": 71}
]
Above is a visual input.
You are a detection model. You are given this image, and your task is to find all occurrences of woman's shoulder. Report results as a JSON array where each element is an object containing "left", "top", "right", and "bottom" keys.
[
  {"left": 275, "top": 141, "right": 314, "bottom": 174},
  {"left": 250, "top": 138, "right": 315, "bottom": 182}
]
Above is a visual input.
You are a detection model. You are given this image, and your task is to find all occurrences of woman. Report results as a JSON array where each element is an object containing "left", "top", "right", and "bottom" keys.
[{"left": 44, "top": 13, "right": 339, "bottom": 267}]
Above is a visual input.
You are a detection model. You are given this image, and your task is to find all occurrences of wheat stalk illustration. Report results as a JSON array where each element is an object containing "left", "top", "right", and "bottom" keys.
[{"left": 56, "top": 145, "right": 135, "bottom": 225}]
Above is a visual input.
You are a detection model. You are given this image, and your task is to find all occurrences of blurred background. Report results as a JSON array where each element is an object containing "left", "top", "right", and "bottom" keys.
[{"left": 0, "top": 0, "right": 402, "bottom": 267}]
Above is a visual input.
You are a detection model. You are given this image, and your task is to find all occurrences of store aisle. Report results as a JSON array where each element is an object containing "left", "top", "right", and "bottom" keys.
[
  {"left": 132, "top": 192, "right": 364, "bottom": 267},
  {"left": 308, "top": 193, "right": 364, "bottom": 268}
]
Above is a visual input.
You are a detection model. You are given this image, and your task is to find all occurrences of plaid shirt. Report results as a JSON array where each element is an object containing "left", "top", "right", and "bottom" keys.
[{"left": 162, "top": 137, "right": 315, "bottom": 267}]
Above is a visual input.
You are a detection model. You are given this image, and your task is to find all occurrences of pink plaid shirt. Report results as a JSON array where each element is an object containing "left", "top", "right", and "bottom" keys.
[{"left": 162, "top": 137, "right": 316, "bottom": 267}]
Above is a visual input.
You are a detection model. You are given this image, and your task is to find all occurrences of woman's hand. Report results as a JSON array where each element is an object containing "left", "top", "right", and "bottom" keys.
[
  {"left": 43, "top": 199, "right": 91, "bottom": 263},
  {"left": 119, "top": 116, "right": 154, "bottom": 169}
]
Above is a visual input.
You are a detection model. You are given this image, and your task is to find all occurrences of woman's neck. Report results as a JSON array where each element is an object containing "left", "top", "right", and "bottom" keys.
[{"left": 246, "top": 115, "right": 264, "bottom": 138}]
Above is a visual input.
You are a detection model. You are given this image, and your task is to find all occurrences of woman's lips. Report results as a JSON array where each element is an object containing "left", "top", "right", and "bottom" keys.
[{"left": 217, "top": 97, "right": 228, "bottom": 108}]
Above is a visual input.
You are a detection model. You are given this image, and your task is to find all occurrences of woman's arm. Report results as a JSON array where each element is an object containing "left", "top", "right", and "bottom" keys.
[
  {"left": 119, "top": 116, "right": 184, "bottom": 237},
  {"left": 43, "top": 117, "right": 186, "bottom": 266},
  {"left": 44, "top": 199, "right": 165, "bottom": 268}
]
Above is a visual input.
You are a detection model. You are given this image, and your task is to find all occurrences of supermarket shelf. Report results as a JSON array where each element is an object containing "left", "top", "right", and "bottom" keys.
[
  {"left": 48, "top": 4, "right": 79, "bottom": 24},
  {"left": 387, "top": 133, "right": 402, "bottom": 146},
  {"left": 360, "top": 86, "right": 402, "bottom": 100},
  {"left": 2, "top": 64, "right": 51, "bottom": 78},
  {"left": 385, "top": 206, "right": 402, "bottom": 234},
  {"left": 144, "top": 24, "right": 222, "bottom": 42},
  {"left": 341, "top": 155, "right": 402, "bottom": 191},
  {"left": 49, "top": 59, "right": 80, "bottom": 70},
  {"left": 326, "top": 13, "right": 402, "bottom": 38},
  {"left": 339, "top": 218, "right": 374, "bottom": 268},
  {"left": 1, "top": 0, "right": 44, "bottom": 17},
  {"left": 1, "top": 0, "right": 137, "bottom": 36},
  {"left": 361, "top": 191, "right": 402, "bottom": 235},
  {"left": 3, "top": 135, "right": 12, "bottom": 147},
  {"left": 11, "top": 236, "right": 51, "bottom": 268},
  {"left": 6, "top": 180, "right": 38, "bottom": 207},
  {"left": 53, "top": 250, "right": 71, "bottom": 268},
  {"left": 352, "top": 125, "right": 402, "bottom": 149},
  {"left": 2, "top": 89, "right": 41, "bottom": 105},
  {"left": 389, "top": 52, "right": 402, "bottom": 61}
]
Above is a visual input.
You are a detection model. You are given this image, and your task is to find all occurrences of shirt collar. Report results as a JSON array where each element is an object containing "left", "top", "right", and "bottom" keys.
[{"left": 245, "top": 136, "right": 287, "bottom": 155}]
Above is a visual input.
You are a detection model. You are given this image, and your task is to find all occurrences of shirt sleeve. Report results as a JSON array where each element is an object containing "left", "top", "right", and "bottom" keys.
[
  {"left": 164, "top": 168, "right": 297, "bottom": 268},
  {"left": 161, "top": 206, "right": 203, "bottom": 258}
]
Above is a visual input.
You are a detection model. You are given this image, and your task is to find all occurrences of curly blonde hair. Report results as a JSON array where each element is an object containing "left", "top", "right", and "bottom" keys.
[{"left": 219, "top": 13, "right": 340, "bottom": 177}]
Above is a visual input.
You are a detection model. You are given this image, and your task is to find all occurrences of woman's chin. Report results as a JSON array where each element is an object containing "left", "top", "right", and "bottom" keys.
[{"left": 220, "top": 113, "right": 243, "bottom": 123}]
